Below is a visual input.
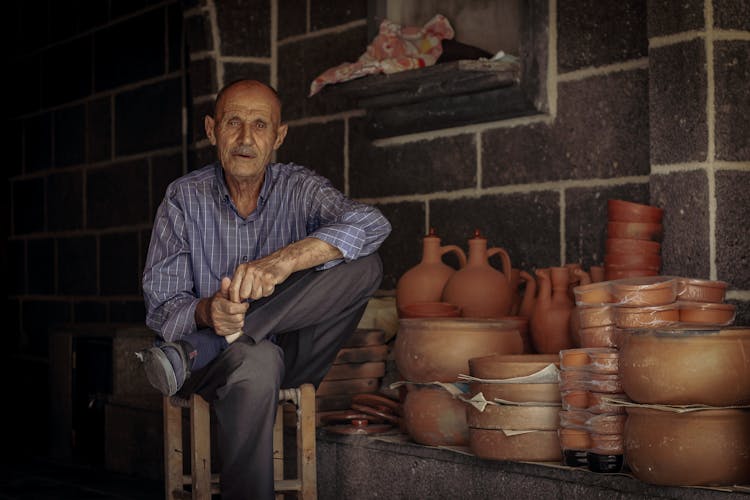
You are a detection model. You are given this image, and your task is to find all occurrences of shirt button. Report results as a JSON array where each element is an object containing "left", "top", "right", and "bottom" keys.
[{"left": 242, "top": 256, "right": 248, "bottom": 262}]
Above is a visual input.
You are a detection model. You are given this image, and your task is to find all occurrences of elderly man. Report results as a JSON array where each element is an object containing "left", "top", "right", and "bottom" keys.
[{"left": 137, "top": 80, "right": 390, "bottom": 499}]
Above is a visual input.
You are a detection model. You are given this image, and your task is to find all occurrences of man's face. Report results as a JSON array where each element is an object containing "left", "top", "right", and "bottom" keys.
[{"left": 204, "top": 82, "right": 288, "bottom": 182}]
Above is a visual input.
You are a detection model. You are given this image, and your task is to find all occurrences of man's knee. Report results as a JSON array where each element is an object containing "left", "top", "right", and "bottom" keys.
[
  {"left": 348, "top": 252, "right": 383, "bottom": 297},
  {"left": 218, "top": 340, "right": 283, "bottom": 398}
]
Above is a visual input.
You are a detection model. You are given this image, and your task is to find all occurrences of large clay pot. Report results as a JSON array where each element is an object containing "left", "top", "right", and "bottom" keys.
[
  {"left": 509, "top": 268, "right": 522, "bottom": 316},
  {"left": 529, "top": 267, "right": 576, "bottom": 354},
  {"left": 396, "top": 228, "right": 467, "bottom": 315},
  {"left": 441, "top": 230, "right": 513, "bottom": 318},
  {"left": 518, "top": 270, "right": 537, "bottom": 318},
  {"left": 469, "top": 428, "right": 562, "bottom": 462},
  {"left": 402, "top": 384, "right": 469, "bottom": 446},
  {"left": 624, "top": 407, "right": 750, "bottom": 486},
  {"left": 394, "top": 318, "right": 525, "bottom": 382},
  {"left": 618, "top": 327, "right": 750, "bottom": 405}
]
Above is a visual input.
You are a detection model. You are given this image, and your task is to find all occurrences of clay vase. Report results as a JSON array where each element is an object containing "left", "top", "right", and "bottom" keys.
[
  {"left": 529, "top": 267, "right": 576, "bottom": 354},
  {"left": 396, "top": 228, "right": 467, "bottom": 315},
  {"left": 509, "top": 268, "right": 522, "bottom": 316},
  {"left": 569, "top": 268, "right": 592, "bottom": 347},
  {"left": 590, "top": 265, "right": 605, "bottom": 283},
  {"left": 441, "top": 230, "right": 513, "bottom": 318},
  {"left": 518, "top": 270, "right": 537, "bottom": 318}
]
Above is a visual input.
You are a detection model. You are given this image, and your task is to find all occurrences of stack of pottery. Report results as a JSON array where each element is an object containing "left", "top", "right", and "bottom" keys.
[
  {"left": 464, "top": 354, "right": 563, "bottom": 462},
  {"left": 605, "top": 199, "right": 663, "bottom": 281},
  {"left": 557, "top": 348, "right": 626, "bottom": 472}
]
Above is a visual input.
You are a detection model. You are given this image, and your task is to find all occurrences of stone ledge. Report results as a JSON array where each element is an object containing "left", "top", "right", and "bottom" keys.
[{"left": 317, "top": 431, "right": 747, "bottom": 499}]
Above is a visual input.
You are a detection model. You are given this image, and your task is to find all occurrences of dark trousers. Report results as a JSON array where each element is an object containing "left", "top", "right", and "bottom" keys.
[{"left": 177, "top": 253, "right": 383, "bottom": 500}]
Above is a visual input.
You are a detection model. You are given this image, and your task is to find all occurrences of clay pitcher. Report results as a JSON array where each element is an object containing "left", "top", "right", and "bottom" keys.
[
  {"left": 518, "top": 270, "right": 537, "bottom": 318},
  {"left": 396, "top": 228, "right": 467, "bottom": 314},
  {"left": 530, "top": 267, "right": 576, "bottom": 353},
  {"left": 442, "top": 230, "right": 513, "bottom": 318},
  {"left": 569, "top": 268, "right": 592, "bottom": 347},
  {"left": 590, "top": 265, "right": 605, "bottom": 283},
  {"left": 509, "top": 268, "right": 522, "bottom": 315}
]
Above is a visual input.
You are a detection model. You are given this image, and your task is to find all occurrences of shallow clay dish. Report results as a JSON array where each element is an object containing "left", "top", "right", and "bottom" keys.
[
  {"left": 559, "top": 409, "right": 593, "bottom": 429},
  {"left": 618, "top": 327, "right": 750, "bottom": 405},
  {"left": 610, "top": 276, "right": 681, "bottom": 306},
  {"left": 466, "top": 403, "right": 560, "bottom": 430},
  {"left": 470, "top": 382, "right": 562, "bottom": 404},
  {"left": 398, "top": 301, "right": 461, "bottom": 319},
  {"left": 679, "top": 301, "right": 736, "bottom": 325},
  {"left": 558, "top": 428, "right": 591, "bottom": 451},
  {"left": 625, "top": 407, "right": 750, "bottom": 486},
  {"left": 578, "top": 325, "right": 617, "bottom": 348},
  {"left": 586, "top": 349, "right": 619, "bottom": 374},
  {"left": 588, "top": 373, "right": 623, "bottom": 394},
  {"left": 614, "top": 303, "right": 680, "bottom": 328},
  {"left": 558, "top": 369, "right": 589, "bottom": 392},
  {"left": 402, "top": 384, "right": 468, "bottom": 446},
  {"left": 604, "top": 252, "right": 661, "bottom": 271},
  {"left": 395, "top": 318, "right": 524, "bottom": 382},
  {"left": 607, "top": 221, "right": 663, "bottom": 241},
  {"left": 561, "top": 390, "right": 589, "bottom": 410},
  {"left": 573, "top": 282, "right": 614, "bottom": 305},
  {"left": 606, "top": 238, "right": 661, "bottom": 255},
  {"left": 589, "top": 432, "right": 624, "bottom": 455},
  {"left": 470, "top": 428, "right": 562, "bottom": 462},
  {"left": 469, "top": 353, "right": 559, "bottom": 379},
  {"left": 586, "top": 414, "right": 626, "bottom": 435},
  {"left": 577, "top": 305, "right": 615, "bottom": 328},
  {"left": 604, "top": 268, "right": 658, "bottom": 280},
  {"left": 607, "top": 199, "right": 664, "bottom": 224},
  {"left": 559, "top": 349, "right": 591, "bottom": 369},
  {"left": 677, "top": 278, "right": 729, "bottom": 303},
  {"left": 587, "top": 392, "right": 628, "bottom": 414}
]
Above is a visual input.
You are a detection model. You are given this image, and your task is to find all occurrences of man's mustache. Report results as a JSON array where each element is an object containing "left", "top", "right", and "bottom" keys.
[{"left": 231, "top": 146, "right": 256, "bottom": 157}]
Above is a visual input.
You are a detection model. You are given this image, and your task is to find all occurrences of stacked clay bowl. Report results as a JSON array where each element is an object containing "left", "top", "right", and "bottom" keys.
[
  {"left": 465, "top": 354, "right": 563, "bottom": 462},
  {"left": 605, "top": 199, "right": 663, "bottom": 281},
  {"left": 619, "top": 327, "right": 750, "bottom": 486},
  {"left": 401, "top": 383, "right": 469, "bottom": 446}
]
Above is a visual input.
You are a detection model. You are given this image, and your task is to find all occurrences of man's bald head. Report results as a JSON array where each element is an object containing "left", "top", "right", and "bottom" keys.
[{"left": 212, "top": 80, "right": 282, "bottom": 121}]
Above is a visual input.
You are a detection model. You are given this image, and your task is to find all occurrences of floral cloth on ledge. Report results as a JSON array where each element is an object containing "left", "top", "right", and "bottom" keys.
[{"left": 308, "top": 14, "right": 455, "bottom": 97}]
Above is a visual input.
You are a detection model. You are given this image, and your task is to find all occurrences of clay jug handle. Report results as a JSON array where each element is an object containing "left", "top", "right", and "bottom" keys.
[
  {"left": 487, "top": 247, "right": 513, "bottom": 283},
  {"left": 573, "top": 268, "right": 592, "bottom": 286},
  {"left": 440, "top": 245, "right": 467, "bottom": 268}
]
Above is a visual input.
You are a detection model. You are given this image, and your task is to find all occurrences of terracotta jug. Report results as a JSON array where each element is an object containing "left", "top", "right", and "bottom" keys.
[
  {"left": 509, "top": 268, "right": 522, "bottom": 315},
  {"left": 518, "top": 270, "right": 537, "bottom": 318},
  {"left": 590, "top": 265, "right": 605, "bottom": 283},
  {"left": 441, "top": 230, "right": 513, "bottom": 318},
  {"left": 530, "top": 267, "right": 576, "bottom": 353},
  {"left": 396, "top": 228, "right": 467, "bottom": 314},
  {"left": 569, "top": 268, "right": 592, "bottom": 347}
]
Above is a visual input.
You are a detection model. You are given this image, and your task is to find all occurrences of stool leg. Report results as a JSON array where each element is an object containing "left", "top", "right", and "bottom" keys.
[
  {"left": 298, "top": 384, "right": 317, "bottom": 499},
  {"left": 164, "top": 397, "right": 183, "bottom": 499},
  {"left": 191, "top": 394, "right": 212, "bottom": 500},
  {"left": 273, "top": 403, "right": 284, "bottom": 500}
]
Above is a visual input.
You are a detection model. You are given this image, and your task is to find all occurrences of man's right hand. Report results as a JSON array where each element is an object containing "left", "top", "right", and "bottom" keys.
[{"left": 196, "top": 277, "right": 249, "bottom": 336}]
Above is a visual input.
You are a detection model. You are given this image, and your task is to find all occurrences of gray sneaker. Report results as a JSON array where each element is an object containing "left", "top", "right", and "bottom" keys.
[{"left": 135, "top": 342, "right": 189, "bottom": 396}]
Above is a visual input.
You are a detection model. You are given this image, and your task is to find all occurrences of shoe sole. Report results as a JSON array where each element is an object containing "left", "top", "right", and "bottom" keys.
[{"left": 140, "top": 347, "right": 178, "bottom": 396}]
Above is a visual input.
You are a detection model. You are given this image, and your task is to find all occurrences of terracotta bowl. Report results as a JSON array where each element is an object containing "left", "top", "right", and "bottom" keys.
[
  {"left": 610, "top": 276, "right": 681, "bottom": 306},
  {"left": 605, "top": 268, "right": 658, "bottom": 280},
  {"left": 607, "top": 221, "right": 663, "bottom": 241},
  {"left": 559, "top": 409, "right": 593, "bottom": 429},
  {"left": 618, "top": 327, "right": 750, "bottom": 405},
  {"left": 395, "top": 318, "right": 525, "bottom": 382},
  {"left": 577, "top": 305, "right": 615, "bottom": 328},
  {"left": 402, "top": 384, "right": 469, "bottom": 446},
  {"left": 586, "top": 349, "right": 619, "bottom": 374},
  {"left": 559, "top": 349, "right": 591, "bottom": 369},
  {"left": 586, "top": 414, "right": 626, "bottom": 435},
  {"left": 604, "top": 252, "right": 661, "bottom": 271},
  {"left": 470, "top": 428, "right": 562, "bottom": 462},
  {"left": 589, "top": 432, "right": 624, "bottom": 455},
  {"left": 398, "top": 301, "right": 461, "bottom": 319},
  {"left": 558, "top": 428, "right": 591, "bottom": 451},
  {"left": 573, "top": 282, "right": 614, "bottom": 305},
  {"left": 624, "top": 407, "right": 750, "bottom": 486},
  {"left": 588, "top": 373, "right": 623, "bottom": 394},
  {"left": 561, "top": 390, "right": 589, "bottom": 410},
  {"left": 679, "top": 301, "right": 736, "bottom": 325},
  {"left": 470, "top": 382, "right": 562, "bottom": 404},
  {"left": 578, "top": 325, "right": 617, "bottom": 348},
  {"left": 606, "top": 238, "right": 661, "bottom": 255},
  {"left": 587, "top": 391, "right": 628, "bottom": 414},
  {"left": 468, "top": 353, "right": 559, "bottom": 379},
  {"left": 466, "top": 403, "right": 560, "bottom": 430},
  {"left": 677, "top": 278, "right": 729, "bottom": 303},
  {"left": 559, "top": 369, "right": 589, "bottom": 392},
  {"left": 607, "top": 199, "right": 664, "bottom": 224}
]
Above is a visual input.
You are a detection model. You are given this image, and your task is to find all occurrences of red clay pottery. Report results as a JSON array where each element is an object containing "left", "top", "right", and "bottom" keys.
[
  {"left": 573, "top": 282, "right": 614, "bottom": 305},
  {"left": 589, "top": 266, "right": 605, "bottom": 283},
  {"left": 559, "top": 409, "right": 592, "bottom": 429},
  {"left": 471, "top": 382, "right": 561, "bottom": 404},
  {"left": 394, "top": 318, "right": 525, "bottom": 382},
  {"left": 677, "top": 278, "right": 729, "bottom": 303},
  {"left": 614, "top": 303, "right": 680, "bottom": 328},
  {"left": 559, "top": 349, "right": 591, "bottom": 369},
  {"left": 604, "top": 252, "right": 661, "bottom": 271},
  {"left": 502, "top": 316, "right": 533, "bottom": 353},
  {"left": 469, "top": 428, "right": 562, "bottom": 462},
  {"left": 604, "top": 268, "right": 658, "bottom": 280},
  {"left": 509, "top": 268, "right": 522, "bottom": 316},
  {"left": 618, "top": 327, "right": 750, "bottom": 405},
  {"left": 402, "top": 384, "right": 469, "bottom": 446},
  {"left": 578, "top": 325, "right": 617, "bottom": 348},
  {"left": 586, "top": 414, "right": 626, "bottom": 435},
  {"left": 518, "top": 270, "right": 537, "bottom": 318},
  {"left": 558, "top": 428, "right": 591, "bottom": 450},
  {"left": 624, "top": 407, "right": 750, "bottom": 486},
  {"left": 607, "top": 199, "right": 664, "bottom": 224},
  {"left": 469, "top": 353, "right": 559, "bottom": 379},
  {"left": 587, "top": 391, "right": 627, "bottom": 414},
  {"left": 606, "top": 238, "right": 661, "bottom": 255},
  {"left": 610, "top": 276, "right": 681, "bottom": 306},
  {"left": 561, "top": 390, "right": 589, "bottom": 410},
  {"left": 679, "top": 301, "right": 736, "bottom": 325},
  {"left": 577, "top": 305, "right": 615, "bottom": 329},
  {"left": 466, "top": 404, "right": 559, "bottom": 430},
  {"left": 398, "top": 301, "right": 461, "bottom": 319},
  {"left": 442, "top": 230, "right": 513, "bottom": 319},
  {"left": 607, "top": 221, "right": 663, "bottom": 241},
  {"left": 530, "top": 267, "right": 576, "bottom": 354},
  {"left": 396, "top": 228, "right": 467, "bottom": 314}
]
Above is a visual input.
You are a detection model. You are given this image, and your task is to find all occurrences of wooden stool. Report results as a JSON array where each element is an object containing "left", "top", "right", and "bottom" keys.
[{"left": 163, "top": 384, "right": 317, "bottom": 499}]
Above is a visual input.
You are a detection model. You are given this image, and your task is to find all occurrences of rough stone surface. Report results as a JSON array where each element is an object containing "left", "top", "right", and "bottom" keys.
[
  {"left": 167, "top": 4, "right": 183, "bottom": 73},
  {"left": 57, "top": 236, "right": 97, "bottom": 295},
  {"left": 729, "top": 299, "right": 749, "bottom": 326},
  {"left": 94, "top": 10, "right": 164, "bottom": 92},
  {"left": 647, "top": 0, "right": 703, "bottom": 37},
  {"left": 715, "top": 170, "right": 750, "bottom": 289},
  {"left": 115, "top": 78, "right": 183, "bottom": 156},
  {"left": 13, "top": 178, "right": 44, "bottom": 235},
  {"left": 110, "top": 301, "right": 148, "bottom": 323},
  {"left": 9, "top": 241, "right": 25, "bottom": 294},
  {"left": 650, "top": 171, "right": 710, "bottom": 278},
  {"left": 310, "top": 0, "right": 367, "bottom": 31},
  {"left": 349, "top": 118, "right": 476, "bottom": 198},
  {"left": 714, "top": 40, "right": 750, "bottom": 161},
  {"left": 277, "top": 120, "right": 346, "bottom": 192},
  {"left": 185, "top": 11, "right": 213, "bottom": 53},
  {"left": 41, "top": 36, "right": 92, "bottom": 107},
  {"left": 649, "top": 40, "right": 707, "bottom": 164},
  {"left": 47, "top": 171, "right": 83, "bottom": 231},
  {"left": 27, "top": 239, "right": 54, "bottom": 295},
  {"left": 87, "top": 160, "right": 149, "bottom": 228},
  {"left": 188, "top": 57, "right": 217, "bottom": 98},
  {"left": 223, "top": 62, "right": 270, "bottom": 88},
  {"left": 54, "top": 104, "right": 86, "bottom": 167},
  {"left": 22, "top": 300, "right": 70, "bottom": 356},
  {"left": 429, "top": 192, "right": 561, "bottom": 272},
  {"left": 373, "top": 201, "right": 426, "bottom": 290},
  {"left": 713, "top": 0, "right": 750, "bottom": 30},
  {"left": 278, "top": 0, "right": 307, "bottom": 39},
  {"left": 216, "top": 0, "right": 270, "bottom": 57},
  {"left": 483, "top": 69, "right": 649, "bottom": 185},
  {"left": 565, "top": 183, "right": 650, "bottom": 269},
  {"left": 24, "top": 113, "right": 53, "bottom": 172},
  {"left": 87, "top": 97, "right": 112, "bottom": 163},
  {"left": 74, "top": 301, "right": 107, "bottom": 323},
  {"left": 101, "top": 232, "right": 141, "bottom": 295},
  {"left": 558, "top": 0, "right": 647, "bottom": 73},
  {"left": 277, "top": 26, "right": 367, "bottom": 120}
]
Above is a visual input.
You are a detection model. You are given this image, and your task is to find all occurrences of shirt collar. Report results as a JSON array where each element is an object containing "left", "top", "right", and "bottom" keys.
[{"left": 213, "top": 162, "right": 276, "bottom": 210}]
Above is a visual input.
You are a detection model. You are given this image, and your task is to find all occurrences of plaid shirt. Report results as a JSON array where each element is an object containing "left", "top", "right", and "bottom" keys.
[{"left": 143, "top": 162, "right": 391, "bottom": 342}]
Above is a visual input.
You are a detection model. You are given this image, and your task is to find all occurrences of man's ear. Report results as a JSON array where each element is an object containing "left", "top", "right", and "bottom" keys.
[
  {"left": 204, "top": 115, "right": 217, "bottom": 145},
  {"left": 274, "top": 123, "right": 288, "bottom": 150}
]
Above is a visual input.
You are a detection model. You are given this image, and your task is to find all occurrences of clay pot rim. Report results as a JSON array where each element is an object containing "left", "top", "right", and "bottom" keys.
[
  {"left": 606, "top": 237, "right": 661, "bottom": 250},
  {"left": 471, "top": 353, "right": 558, "bottom": 363},
  {"left": 625, "top": 406, "right": 750, "bottom": 418},
  {"left": 678, "top": 301, "right": 736, "bottom": 311},
  {"left": 616, "top": 303, "right": 679, "bottom": 313},
  {"left": 679, "top": 278, "right": 729, "bottom": 289},
  {"left": 611, "top": 275, "right": 678, "bottom": 290},
  {"left": 608, "top": 199, "right": 664, "bottom": 218},
  {"left": 398, "top": 317, "right": 524, "bottom": 331},
  {"left": 398, "top": 301, "right": 461, "bottom": 318}
]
